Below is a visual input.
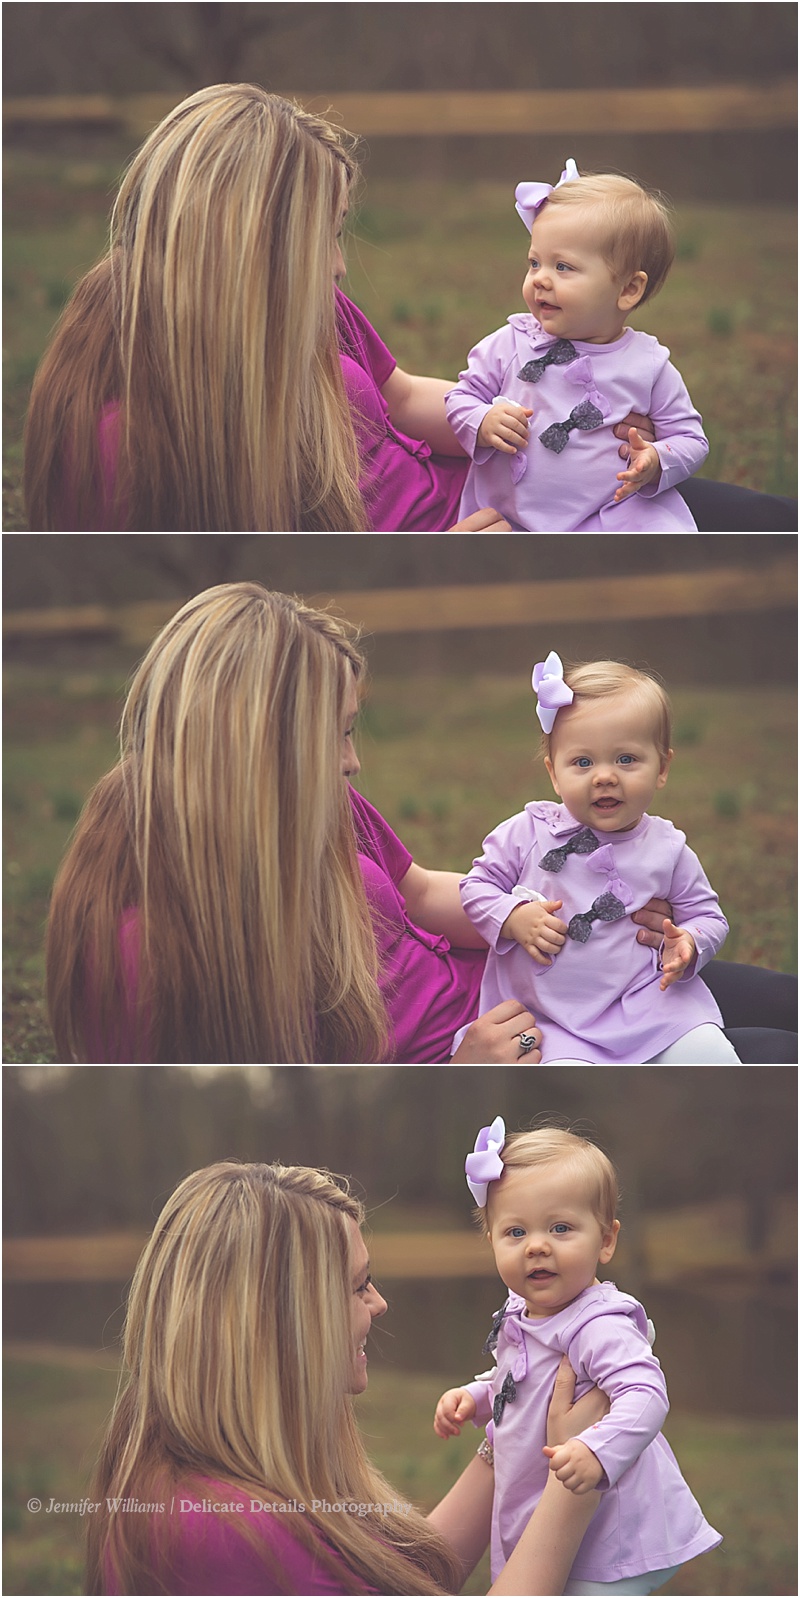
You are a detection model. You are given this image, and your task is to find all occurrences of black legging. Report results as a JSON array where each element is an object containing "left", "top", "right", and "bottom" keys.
[
  {"left": 679, "top": 479, "right": 797, "bottom": 532},
  {"left": 701, "top": 962, "right": 798, "bottom": 1063}
]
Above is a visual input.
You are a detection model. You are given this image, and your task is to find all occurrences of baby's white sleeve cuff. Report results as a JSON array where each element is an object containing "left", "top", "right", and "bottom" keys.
[{"left": 510, "top": 884, "right": 549, "bottom": 906}]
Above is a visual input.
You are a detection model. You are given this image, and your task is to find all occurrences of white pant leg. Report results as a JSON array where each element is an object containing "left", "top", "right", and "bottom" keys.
[
  {"left": 646, "top": 1025, "right": 741, "bottom": 1063},
  {"left": 543, "top": 1058, "right": 597, "bottom": 1066},
  {"left": 564, "top": 1566, "right": 681, "bottom": 1596}
]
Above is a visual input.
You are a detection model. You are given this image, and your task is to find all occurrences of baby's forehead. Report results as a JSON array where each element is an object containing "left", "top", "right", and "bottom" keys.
[
  {"left": 490, "top": 1159, "right": 597, "bottom": 1211},
  {"left": 530, "top": 202, "right": 608, "bottom": 251},
  {"left": 553, "top": 692, "right": 659, "bottom": 743}
]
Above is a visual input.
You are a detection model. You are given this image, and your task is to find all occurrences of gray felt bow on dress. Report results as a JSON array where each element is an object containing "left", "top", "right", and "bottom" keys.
[
  {"left": 518, "top": 338, "right": 579, "bottom": 384},
  {"left": 540, "top": 826, "right": 601, "bottom": 873},
  {"left": 540, "top": 397, "right": 604, "bottom": 454},
  {"left": 493, "top": 1371, "right": 518, "bottom": 1425},
  {"left": 567, "top": 891, "right": 627, "bottom": 943}
]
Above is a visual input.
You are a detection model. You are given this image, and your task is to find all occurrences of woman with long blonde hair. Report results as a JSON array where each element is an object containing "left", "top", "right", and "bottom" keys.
[
  {"left": 46, "top": 584, "right": 387, "bottom": 1062},
  {"left": 25, "top": 85, "right": 365, "bottom": 531},
  {"left": 88, "top": 1158, "right": 604, "bottom": 1595},
  {"left": 46, "top": 581, "right": 544, "bottom": 1064},
  {"left": 23, "top": 83, "right": 511, "bottom": 533}
]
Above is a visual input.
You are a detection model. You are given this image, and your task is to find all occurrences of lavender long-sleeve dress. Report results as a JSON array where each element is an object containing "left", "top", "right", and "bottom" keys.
[{"left": 445, "top": 316, "right": 709, "bottom": 530}]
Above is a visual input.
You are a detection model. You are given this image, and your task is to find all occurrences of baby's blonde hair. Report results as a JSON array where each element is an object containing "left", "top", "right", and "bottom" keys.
[
  {"left": 543, "top": 170, "right": 675, "bottom": 304},
  {"left": 540, "top": 659, "right": 672, "bottom": 765},
  {"left": 479, "top": 1126, "right": 619, "bottom": 1235}
]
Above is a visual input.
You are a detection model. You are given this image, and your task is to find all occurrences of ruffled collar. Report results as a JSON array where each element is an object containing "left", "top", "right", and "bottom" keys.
[
  {"left": 507, "top": 315, "right": 634, "bottom": 358},
  {"left": 527, "top": 800, "right": 650, "bottom": 845}
]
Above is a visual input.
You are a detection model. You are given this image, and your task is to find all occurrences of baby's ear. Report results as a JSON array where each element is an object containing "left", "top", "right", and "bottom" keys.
[
  {"left": 618, "top": 270, "right": 648, "bottom": 311},
  {"left": 656, "top": 748, "right": 674, "bottom": 790},
  {"left": 544, "top": 755, "right": 561, "bottom": 798},
  {"left": 598, "top": 1218, "right": 620, "bottom": 1265}
]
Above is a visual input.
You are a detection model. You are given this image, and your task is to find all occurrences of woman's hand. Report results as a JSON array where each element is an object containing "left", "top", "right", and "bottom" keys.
[
  {"left": 545, "top": 1355, "right": 610, "bottom": 1447},
  {"left": 451, "top": 1000, "right": 543, "bottom": 1063},
  {"left": 613, "top": 411, "right": 655, "bottom": 459},
  {"left": 449, "top": 508, "right": 513, "bottom": 531},
  {"left": 632, "top": 896, "right": 674, "bottom": 950}
]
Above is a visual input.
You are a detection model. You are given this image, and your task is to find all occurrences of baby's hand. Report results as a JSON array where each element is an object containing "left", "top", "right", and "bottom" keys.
[
  {"left": 542, "top": 1437, "right": 605, "bottom": 1494},
  {"left": 659, "top": 919, "right": 697, "bottom": 989},
  {"left": 477, "top": 401, "right": 533, "bottom": 454},
  {"left": 434, "top": 1387, "right": 477, "bottom": 1439},
  {"left": 614, "top": 427, "right": 661, "bottom": 501},
  {"left": 501, "top": 900, "right": 568, "bottom": 966}
]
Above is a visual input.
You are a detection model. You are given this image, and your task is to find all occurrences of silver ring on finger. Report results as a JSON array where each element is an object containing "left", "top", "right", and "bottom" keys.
[{"left": 517, "top": 1030, "right": 538, "bottom": 1055}]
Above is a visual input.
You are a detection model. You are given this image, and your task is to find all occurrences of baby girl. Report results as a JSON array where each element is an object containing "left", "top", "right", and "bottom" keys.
[
  {"left": 452, "top": 653, "right": 740, "bottom": 1063},
  {"left": 445, "top": 160, "right": 708, "bottom": 530},
  {"left": 435, "top": 1119, "right": 722, "bottom": 1594}
]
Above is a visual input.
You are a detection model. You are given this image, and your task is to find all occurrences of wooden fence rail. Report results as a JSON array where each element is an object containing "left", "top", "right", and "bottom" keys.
[
  {"left": 3, "top": 557, "right": 796, "bottom": 649},
  {"left": 4, "top": 82, "right": 797, "bottom": 139},
  {"left": 3, "top": 1195, "right": 795, "bottom": 1283}
]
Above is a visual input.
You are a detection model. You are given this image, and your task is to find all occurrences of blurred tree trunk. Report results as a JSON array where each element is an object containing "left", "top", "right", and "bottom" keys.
[
  {"left": 736, "top": 1071, "right": 793, "bottom": 1255},
  {"left": 128, "top": 534, "right": 257, "bottom": 592},
  {"left": 118, "top": 3, "right": 316, "bottom": 89}
]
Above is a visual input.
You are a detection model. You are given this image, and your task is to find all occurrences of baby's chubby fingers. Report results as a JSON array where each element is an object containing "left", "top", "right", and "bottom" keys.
[
  {"left": 493, "top": 400, "right": 532, "bottom": 433},
  {"left": 534, "top": 905, "right": 568, "bottom": 951},
  {"left": 481, "top": 401, "right": 533, "bottom": 453},
  {"left": 659, "top": 920, "right": 693, "bottom": 990},
  {"left": 542, "top": 1443, "right": 570, "bottom": 1480},
  {"left": 433, "top": 1404, "right": 462, "bottom": 1438},
  {"left": 433, "top": 1412, "right": 461, "bottom": 1438},
  {"left": 614, "top": 460, "right": 646, "bottom": 501},
  {"left": 434, "top": 1388, "right": 475, "bottom": 1438}
]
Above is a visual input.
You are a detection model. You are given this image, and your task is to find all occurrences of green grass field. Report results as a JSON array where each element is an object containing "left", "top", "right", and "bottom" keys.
[
  {"left": 3, "top": 148, "right": 797, "bottom": 527},
  {"left": 2, "top": 658, "right": 796, "bottom": 1062},
  {"left": 3, "top": 1350, "right": 796, "bottom": 1595}
]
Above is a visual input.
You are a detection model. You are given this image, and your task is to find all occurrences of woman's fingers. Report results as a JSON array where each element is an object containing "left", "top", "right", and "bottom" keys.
[
  {"left": 550, "top": 1355, "right": 577, "bottom": 1413},
  {"left": 452, "top": 999, "right": 544, "bottom": 1064},
  {"left": 448, "top": 508, "right": 512, "bottom": 532}
]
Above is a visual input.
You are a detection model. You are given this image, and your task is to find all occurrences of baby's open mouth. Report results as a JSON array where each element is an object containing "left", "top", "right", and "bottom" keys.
[
  {"left": 528, "top": 1269, "right": 555, "bottom": 1280},
  {"left": 593, "top": 798, "right": 621, "bottom": 809}
]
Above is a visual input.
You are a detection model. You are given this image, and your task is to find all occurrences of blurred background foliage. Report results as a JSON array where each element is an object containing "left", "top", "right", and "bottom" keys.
[
  {"left": 3, "top": 1064, "right": 798, "bottom": 1595},
  {"left": 4, "top": 4, "right": 796, "bottom": 113}
]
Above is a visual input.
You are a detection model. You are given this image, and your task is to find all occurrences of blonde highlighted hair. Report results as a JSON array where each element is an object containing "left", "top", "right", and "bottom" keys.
[
  {"left": 25, "top": 84, "right": 367, "bottom": 530},
  {"left": 543, "top": 169, "right": 675, "bottom": 304},
  {"left": 86, "top": 1161, "right": 461, "bottom": 1595},
  {"left": 540, "top": 659, "right": 673, "bottom": 764},
  {"left": 476, "top": 1124, "right": 620, "bottom": 1235},
  {"left": 46, "top": 583, "right": 388, "bottom": 1062}
]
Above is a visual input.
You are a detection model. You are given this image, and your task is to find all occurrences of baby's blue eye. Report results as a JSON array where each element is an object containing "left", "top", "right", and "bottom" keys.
[
  {"left": 575, "top": 757, "right": 592, "bottom": 768},
  {"left": 509, "top": 1226, "right": 526, "bottom": 1238},
  {"left": 556, "top": 262, "right": 573, "bottom": 272},
  {"left": 618, "top": 754, "right": 635, "bottom": 765},
  {"left": 551, "top": 1223, "right": 570, "bottom": 1234}
]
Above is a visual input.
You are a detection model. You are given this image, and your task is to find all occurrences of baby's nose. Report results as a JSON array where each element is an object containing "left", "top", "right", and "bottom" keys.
[{"left": 527, "top": 1233, "right": 549, "bottom": 1252}]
